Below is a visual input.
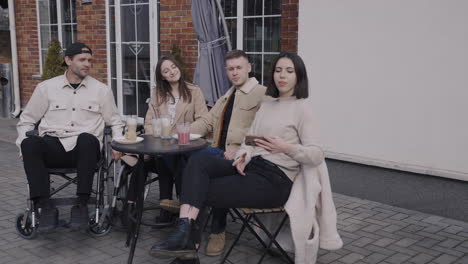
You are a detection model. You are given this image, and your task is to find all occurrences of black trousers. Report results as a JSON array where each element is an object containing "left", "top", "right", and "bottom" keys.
[
  {"left": 180, "top": 153, "right": 293, "bottom": 213},
  {"left": 21, "top": 133, "right": 100, "bottom": 199},
  {"left": 155, "top": 154, "right": 186, "bottom": 200}
]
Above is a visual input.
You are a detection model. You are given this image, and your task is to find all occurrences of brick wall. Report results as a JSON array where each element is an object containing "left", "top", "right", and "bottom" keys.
[
  {"left": 281, "top": 0, "right": 299, "bottom": 53},
  {"left": 76, "top": 1, "right": 107, "bottom": 84},
  {"left": 15, "top": 0, "right": 41, "bottom": 107},
  {"left": 159, "top": 0, "right": 198, "bottom": 81}
]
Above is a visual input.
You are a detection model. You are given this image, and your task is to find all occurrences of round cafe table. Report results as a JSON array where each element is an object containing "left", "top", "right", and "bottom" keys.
[{"left": 111, "top": 134, "right": 208, "bottom": 264}]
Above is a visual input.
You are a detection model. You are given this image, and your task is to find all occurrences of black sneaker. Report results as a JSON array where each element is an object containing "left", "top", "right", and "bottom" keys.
[
  {"left": 70, "top": 204, "right": 89, "bottom": 229},
  {"left": 37, "top": 206, "right": 59, "bottom": 232}
]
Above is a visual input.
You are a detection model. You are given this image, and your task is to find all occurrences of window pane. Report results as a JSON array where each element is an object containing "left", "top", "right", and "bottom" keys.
[
  {"left": 62, "top": 25, "right": 73, "bottom": 48},
  {"left": 264, "top": 17, "right": 280, "bottom": 52},
  {"left": 111, "top": 78, "right": 117, "bottom": 105},
  {"left": 226, "top": 18, "right": 237, "bottom": 50},
  {"left": 264, "top": 0, "right": 281, "bottom": 15},
  {"left": 109, "top": 6, "right": 116, "bottom": 42},
  {"left": 136, "top": 4, "right": 149, "bottom": 42},
  {"left": 244, "top": 0, "right": 262, "bottom": 16},
  {"left": 243, "top": 18, "right": 262, "bottom": 53},
  {"left": 247, "top": 53, "right": 262, "bottom": 84},
  {"left": 71, "top": 0, "right": 76, "bottom": 23},
  {"left": 137, "top": 44, "right": 150, "bottom": 80},
  {"left": 38, "top": 0, "right": 50, "bottom": 24},
  {"left": 137, "top": 82, "right": 150, "bottom": 118},
  {"left": 123, "top": 80, "right": 137, "bottom": 115},
  {"left": 72, "top": 24, "right": 77, "bottom": 43},
  {"left": 221, "top": 0, "right": 236, "bottom": 17},
  {"left": 263, "top": 54, "right": 277, "bottom": 86},
  {"left": 111, "top": 44, "right": 116, "bottom": 78},
  {"left": 122, "top": 44, "right": 137, "bottom": 80},
  {"left": 61, "top": 0, "right": 72, "bottom": 23},
  {"left": 121, "top": 0, "right": 135, "bottom": 4},
  {"left": 121, "top": 5, "right": 136, "bottom": 42},
  {"left": 51, "top": 25, "right": 59, "bottom": 41},
  {"left": 40, "top": 25, "right": 51, "bottom": 48},
  {"left": 49, "top": 0, "right": 58, "bottom": 24},
  {"left": 41, "top": 50, "right": 48, "bottom": 68}
]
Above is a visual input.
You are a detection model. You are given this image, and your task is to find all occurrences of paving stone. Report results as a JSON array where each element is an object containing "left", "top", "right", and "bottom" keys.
[
  {"left": 408, "top": 253, "right": 435, "bottom": 264},
  {"left": 385, "top": 253, "right": 412, "bottom": 264},
  {"left": 432, "top": 254, "right": 459, "bottom": 264},
  {"left": 339, "top": 253, "right": 365, "bottom": 264}
]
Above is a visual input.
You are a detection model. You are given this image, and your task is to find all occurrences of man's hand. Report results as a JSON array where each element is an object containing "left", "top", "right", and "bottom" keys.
[
  {"left": 112, "top": 150, "right": 123, "bottom": 160},
  {"left": 232, "top": 153, "right": 247, "bottom": 176},
  {"left": 255, "top": 136, "right": 292, "bottom": 154},
  {"left": 223, "top": 150, "right": 236, "bottom": 160}
]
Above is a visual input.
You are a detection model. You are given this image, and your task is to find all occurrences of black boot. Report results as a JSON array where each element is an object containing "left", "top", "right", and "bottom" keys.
[{"left": 149, "top": 217, "right": 197, "bottom": 259}]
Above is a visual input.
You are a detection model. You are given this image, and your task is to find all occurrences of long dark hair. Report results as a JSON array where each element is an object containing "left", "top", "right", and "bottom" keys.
[
  {"left": 155, "top": 55, "right": 192, "bottom": 105},
  {"left": 266, "top": 52, "right": 309, "bottom": 99}
]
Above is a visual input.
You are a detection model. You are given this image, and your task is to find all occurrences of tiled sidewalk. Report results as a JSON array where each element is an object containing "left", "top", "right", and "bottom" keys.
[{"left": 0, "top": 138, "right": 467, "bottom": 264}]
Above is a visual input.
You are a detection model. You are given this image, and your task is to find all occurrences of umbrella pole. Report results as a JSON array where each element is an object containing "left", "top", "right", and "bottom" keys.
[{"left": 214, "top": 0, "right": 232, "bottom": 51}]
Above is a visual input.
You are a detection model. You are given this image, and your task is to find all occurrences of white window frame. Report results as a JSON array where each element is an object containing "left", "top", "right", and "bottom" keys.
[
  {"left": 107, "top": 0, "right": 158, "bottom": 121},
  {"left": 224, "top": 0, "right": 281, "bottom": 84},
  {"left": 36, "top": 0, "right": 77, "bottom": 74}
]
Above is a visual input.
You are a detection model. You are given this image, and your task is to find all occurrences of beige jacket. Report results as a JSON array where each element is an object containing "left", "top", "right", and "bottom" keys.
[
  {"left": 191, "top": 78, "right": 266, "bottom": 152},
  {"left": 144, "top": 82, "right": 208, "bottom": 135},
  {"left": 16, "top": 72, "right": 124, "bottom": 153}
]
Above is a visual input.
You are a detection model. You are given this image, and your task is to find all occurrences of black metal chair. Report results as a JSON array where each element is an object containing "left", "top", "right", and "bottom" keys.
[{"left": 221, "top": 207, "right": 294, "bottom": 264}]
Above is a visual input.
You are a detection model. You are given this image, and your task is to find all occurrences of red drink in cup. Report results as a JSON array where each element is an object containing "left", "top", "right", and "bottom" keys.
[{"left": 177, "top": 123, "right": 190, "bottom": 145}]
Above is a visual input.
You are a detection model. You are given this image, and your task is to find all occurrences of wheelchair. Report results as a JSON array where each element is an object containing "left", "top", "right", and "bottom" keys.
[{"left": 15, "top": 127, "right": 115, "bottom": 239}]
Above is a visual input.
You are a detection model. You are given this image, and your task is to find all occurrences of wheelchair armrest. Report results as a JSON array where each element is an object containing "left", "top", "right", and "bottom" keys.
[{"left": 25, "top": 130, "right": 39, "bottom": 137}]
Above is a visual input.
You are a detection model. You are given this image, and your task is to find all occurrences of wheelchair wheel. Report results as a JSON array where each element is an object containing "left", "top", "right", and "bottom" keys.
[
  {"left": 88, "top": 212, "right": 112, "bottom": 237},
  {"left": 16, "top": 212, "right": 37, "bottom": 239}
]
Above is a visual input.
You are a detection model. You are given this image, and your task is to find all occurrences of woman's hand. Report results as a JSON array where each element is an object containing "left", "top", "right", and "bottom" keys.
[
  {"left": 255, "top": 136, "right": 292, "bottom": 154},
  {"left": 232, "top": 153, "right": 247, "bottom": 176}
]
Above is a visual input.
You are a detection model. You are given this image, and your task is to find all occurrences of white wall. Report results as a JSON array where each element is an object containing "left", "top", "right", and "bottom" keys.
[{"left": 299, "top": 0, "right": 468, "bottom": 180}]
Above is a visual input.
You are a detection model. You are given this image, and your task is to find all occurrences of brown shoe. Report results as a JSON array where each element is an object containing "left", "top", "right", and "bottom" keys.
[
  {"left": 160, "top": 199, "right": 181, "bottom": 214},
  {"left": 205, "top": 232, "right": 225, "bottom": 256}
]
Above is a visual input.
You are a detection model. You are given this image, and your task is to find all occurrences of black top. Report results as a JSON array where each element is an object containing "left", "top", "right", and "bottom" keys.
[
  {"left": 70, "top": 83, "right": 81, "bottom": 89},
  {"left": 111, "top": 135, "right": 208, "bottom": 155},
  {"left": 219, "top": 90, "right": 236, "bottom": 150}
]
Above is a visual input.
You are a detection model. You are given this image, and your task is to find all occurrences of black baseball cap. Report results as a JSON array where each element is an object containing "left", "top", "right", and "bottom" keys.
[{"left": 62, "top": 42, "right": 93, "bottom": 66}]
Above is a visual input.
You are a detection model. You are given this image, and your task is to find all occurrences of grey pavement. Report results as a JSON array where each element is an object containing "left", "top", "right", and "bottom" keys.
[{"left": 0, "top": 118, "right": 467, "bottom": 264}]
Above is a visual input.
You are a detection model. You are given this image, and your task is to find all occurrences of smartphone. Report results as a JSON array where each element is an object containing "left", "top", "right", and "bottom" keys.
[{"left": 245, "top": 135, "right": 266, "bottom": 146}]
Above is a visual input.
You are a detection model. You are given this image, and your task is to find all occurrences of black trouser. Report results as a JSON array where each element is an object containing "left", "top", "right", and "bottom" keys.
[
  {"left": 21, "top": 133, "right": 100, "bottom": 200},
  {"left": 155, "top": 154, "right": 186, "bottom": 200},
  {"left": 180, "top": 153, "right": 293, "bottom": 215}
]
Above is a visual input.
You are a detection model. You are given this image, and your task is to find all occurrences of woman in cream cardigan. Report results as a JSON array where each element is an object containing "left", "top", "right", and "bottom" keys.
[
  {"left": 149, "top": 52, "right": 342, "bottom": 263},
  {"left": 143, "top": 55, "right": 208, "bottom": 223}
]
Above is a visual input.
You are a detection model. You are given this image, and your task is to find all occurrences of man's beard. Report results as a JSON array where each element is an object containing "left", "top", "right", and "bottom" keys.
[{"left": 72, "top": 67, "right": 88, "bottom": 79}]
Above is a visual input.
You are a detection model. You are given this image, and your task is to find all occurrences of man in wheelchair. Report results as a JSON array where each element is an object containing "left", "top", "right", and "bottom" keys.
[{"left": 16, "top": 42, "right": 124, "bottom": 231}]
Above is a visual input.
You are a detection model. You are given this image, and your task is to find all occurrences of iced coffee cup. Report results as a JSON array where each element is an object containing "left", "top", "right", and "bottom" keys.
[
  {"left": 160, "top": 115, "right": 172, "bottom": 139},
  {"left": 151, "top": 118, "right": 162, "bottom": 138},
  {"left": 126, "top": 115, "right": 138, "bottom": 141}
]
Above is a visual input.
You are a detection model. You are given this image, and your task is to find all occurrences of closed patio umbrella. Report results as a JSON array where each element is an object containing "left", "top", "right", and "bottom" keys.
[{"left": 191, "top": 0, "right": 231, "bottom": 106}]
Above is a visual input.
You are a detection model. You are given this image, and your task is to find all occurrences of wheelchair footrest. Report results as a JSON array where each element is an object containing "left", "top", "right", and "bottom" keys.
[{"left": 50, "top": 197, "right": 97, "bottom": 206}]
